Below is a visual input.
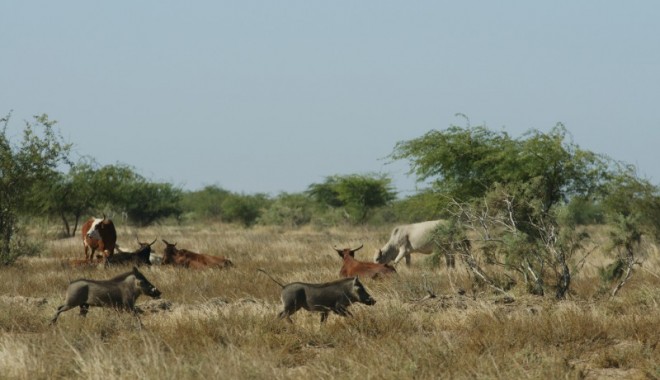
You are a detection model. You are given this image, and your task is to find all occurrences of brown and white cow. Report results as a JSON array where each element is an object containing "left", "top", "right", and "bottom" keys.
[
  {"left": 335, "top": 244, "right": 396, "bottom": 279},
  {"left": 81, "top": 216, "right": 117, "bottom": 262},
  {"left": 161, "top": 239, "right": 233, "bottom": 269}
]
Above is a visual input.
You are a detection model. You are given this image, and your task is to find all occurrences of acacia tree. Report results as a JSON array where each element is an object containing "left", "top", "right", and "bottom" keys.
[
  {"left": 0, "top": 113, "right": 71, "bottom": 264},
  {"left": 42, "top": 161, "right": 183, "bottom": 232},
  {"left": 600, "top": 166, "right": 660, "bottom": 296},
  {"left": 307, "top": 174, "right": 396, "bottom": 224},
  {"left": 42, "top": 161, "right": 97, "bottom": 236},
  {"left": 392, "top": 123, "right": 608, "bottom": 297}
]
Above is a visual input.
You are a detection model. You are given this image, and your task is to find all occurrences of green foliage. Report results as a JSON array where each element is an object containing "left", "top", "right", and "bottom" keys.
[
  {"left": 123, "top": 182, "right": 183, "bottom": 226},
  {"left": 307, "top": 174, "right": 396, "bottom": 224},
  {"left": 181, "top": 185, "right": 232, "bottom": 220},
  {"left": 39, "top": 161, "right": 97, "bottom": 236},
  {"left": 0, "top": 113, "right": 70, "bottom": 264},
  {"left": 42, "top": 161, "right": 183, "bottom": 230},
  {"left": 601, "top": 167, "right": 660, "bottom": 241},
  {"left": 257, "top": 193, "right": 314, "bottom": 227},
  {"left": 221, "top": 193, "right": 270, "bottom": 227},
  {"left": 598, "top": 258, "right": 626, "bottom": 283},
  {"left": 391, "top": 123, "right": 608, "bottom": 211},
  {"left": 564, "top": 196, "right": 604, "bottom": 225},
  {"left": 387, "top": 189, "right": 448, "bottom": 223},
  {"left": 391, "top": 122, "right": 611, "bottom": 296}
]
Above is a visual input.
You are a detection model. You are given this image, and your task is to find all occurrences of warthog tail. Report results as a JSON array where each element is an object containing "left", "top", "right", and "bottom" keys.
[{"left": 257, "top": 268, "right": 285, "bottom": 288}]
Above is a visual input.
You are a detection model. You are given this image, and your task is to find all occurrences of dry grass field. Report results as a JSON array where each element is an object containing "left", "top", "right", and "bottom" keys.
[{"left": 0, "top": 222, "right": 658, "bottom": 380}]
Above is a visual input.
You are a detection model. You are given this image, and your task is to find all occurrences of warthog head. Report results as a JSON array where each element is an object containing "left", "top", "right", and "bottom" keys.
[{"left": 133, "top": 267, "right": 161, "bottom": 299}]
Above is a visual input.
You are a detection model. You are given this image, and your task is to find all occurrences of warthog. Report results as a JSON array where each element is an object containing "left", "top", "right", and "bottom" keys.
[
  {"left": 258, "top": 269, "right": 376, "bottom": 323},
  {"left": 51, "top": 266, "right": 161, "bottom": 325}
]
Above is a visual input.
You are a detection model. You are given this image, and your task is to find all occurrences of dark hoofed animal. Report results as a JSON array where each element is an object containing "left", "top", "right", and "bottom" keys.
[
  {"left": 81, "top": 215, "right": 117, "bottom": 262},
  {"left": 258, "top": 269, "right": 376, "bottom": 323},
  {"left": 107, "top": 237, "right": 157, "bottom": 266},
  {"left": 161, "top": 239, "right": 233, "bottom": 269},
  {"left": 335, "top": 244, "right": 396, "bottom": 279},
  {"left": 51, "top": 266, "right": 161, "bottom": 325}
]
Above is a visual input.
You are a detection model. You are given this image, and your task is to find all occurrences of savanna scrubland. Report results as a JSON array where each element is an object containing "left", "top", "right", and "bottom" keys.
[{"left": 1, "top": 222, "right": 658, "bottom": 380}]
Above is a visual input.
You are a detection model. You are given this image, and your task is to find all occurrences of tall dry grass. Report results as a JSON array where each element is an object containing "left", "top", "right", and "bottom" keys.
[{"left": 0, "top": 222, "right": 658, "bottom": 379}]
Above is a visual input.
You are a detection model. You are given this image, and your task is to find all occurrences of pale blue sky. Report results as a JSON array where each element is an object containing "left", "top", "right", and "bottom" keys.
[{"left": 2, "top": 2, "right": 659, "bottom": 196}]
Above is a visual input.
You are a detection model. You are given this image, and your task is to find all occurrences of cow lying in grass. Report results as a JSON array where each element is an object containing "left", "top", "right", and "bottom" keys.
[
  {"left": 161, "top": 239, "right": 233, "bottom": 269},
  {"left": 107, "top": 238, "right": 157, "bottom": 266},
  {"left": 335, "top": 244, "right": 396, "bottom": 279}
]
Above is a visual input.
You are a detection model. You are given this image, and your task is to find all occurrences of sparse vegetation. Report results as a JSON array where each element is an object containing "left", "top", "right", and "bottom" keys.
[{"left": 0, "top": 222, "right": 658, "bottom": 379}]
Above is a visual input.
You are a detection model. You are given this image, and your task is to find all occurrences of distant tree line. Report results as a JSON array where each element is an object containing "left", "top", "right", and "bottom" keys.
[{"left": 2, "top": 110, "right": 659, "bottom": 302}]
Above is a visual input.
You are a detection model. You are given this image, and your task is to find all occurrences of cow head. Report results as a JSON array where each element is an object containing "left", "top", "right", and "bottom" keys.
[
  {"left": 137, "top": 237, "right": 158, "bottom": 250},
  {"left": 374, "top": 245, "right": 397, "bottom": 264},
  {"left": 86, "top": 218, "right": 104, "bottom": 240},
  {"left": 334, "top": 244, "right": 363, "bottom": 258},
  {"left": 161, "top": 239, "right": 178, "bottom": 264}
]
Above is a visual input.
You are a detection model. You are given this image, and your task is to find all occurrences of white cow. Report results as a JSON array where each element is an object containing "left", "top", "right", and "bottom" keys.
[{"left": 373, "top": 220, "right": 445, "bottom": 266}]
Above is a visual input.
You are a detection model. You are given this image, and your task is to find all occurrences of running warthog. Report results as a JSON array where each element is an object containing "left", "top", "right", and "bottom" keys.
[
  {"left": 258, "top": 269, "right": 376, "bottom": 323},
  {"left": 51, "top": 266, "right": 161, "bottom": 325}
]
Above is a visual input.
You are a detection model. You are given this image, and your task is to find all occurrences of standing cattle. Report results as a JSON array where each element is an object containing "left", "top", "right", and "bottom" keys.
[
  {"left": 161, "top": 240, "right": 233, "bottom": 269},
  {"left": 373, "top": 220, "right": 444, "bottom": 266},
  {"left": 50, "top": 266, "right": 161, "bottom": 325},
  {"left": 258, "top": 269, "right": 376, "bottom": 323},
  {"left": 107, "top": 238, "right": 157, "bottom": 266},
  {"left": 81, "top": 216, "right": 117, "bottom": 262},
  {"left": 335, "top": 244, "right": 396, "bottom": 279}
]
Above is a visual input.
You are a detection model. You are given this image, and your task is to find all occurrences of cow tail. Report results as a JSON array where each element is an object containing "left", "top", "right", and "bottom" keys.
[{"left": 257, "top": 269, "right": 285, "bottom": 288}]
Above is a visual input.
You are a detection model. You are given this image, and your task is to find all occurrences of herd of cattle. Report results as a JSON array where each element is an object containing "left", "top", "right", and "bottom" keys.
[{"left": 52, "top": 216, "right": 442, "bottom": 325}]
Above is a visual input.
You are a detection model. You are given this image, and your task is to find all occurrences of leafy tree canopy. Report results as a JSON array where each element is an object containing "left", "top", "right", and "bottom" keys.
[
  {"left": 391, "top": 123, "right": 609, "bottom": 212},
  {"left": 307, "top": 174, "right": 396, "bottom": 223}
]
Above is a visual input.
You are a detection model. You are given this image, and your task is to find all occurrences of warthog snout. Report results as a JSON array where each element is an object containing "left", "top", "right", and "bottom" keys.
[{"left": 148, "top": 287, "right": 162, "bottom": 299}]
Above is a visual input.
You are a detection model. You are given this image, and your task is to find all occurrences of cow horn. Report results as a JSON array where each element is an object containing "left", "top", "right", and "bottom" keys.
[
  {"left": 353, "top": 244, "right": 364, "bottom": 252},
  {"left": 332, "top": 245, "right": 345, "bottom": 257},
  {"left": 148, "top": 238, "right": 157, "bottom": 246}
]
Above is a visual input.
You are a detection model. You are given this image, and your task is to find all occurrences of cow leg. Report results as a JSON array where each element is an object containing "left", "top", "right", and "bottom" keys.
[
  {"left": 320, "top": 312, "right": 329, "bottom": 323},
  {"left": 393, "top": 246, "right": 408, "bottom": 266}
]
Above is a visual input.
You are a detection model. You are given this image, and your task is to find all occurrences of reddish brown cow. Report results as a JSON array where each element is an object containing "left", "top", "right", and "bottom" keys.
[
  {"left": 335, "top": 244, "right": 396, "bottom": 279},
  {"left": 81, "top": 216, "right": 117, "bottom": 262},
  {"left": 161, "top": 240, "right": 233, "bottom": 269}
]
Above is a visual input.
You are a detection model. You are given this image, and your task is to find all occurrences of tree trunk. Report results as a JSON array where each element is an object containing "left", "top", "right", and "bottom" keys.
[
  {"left": 59, "top": 211, "right": 71, "bottom": 237},
  {"left": 555, "top": 253, "right": 571, "bottom": 299}
]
